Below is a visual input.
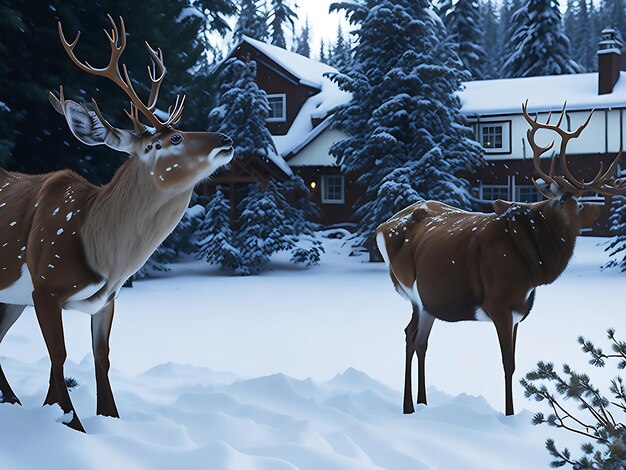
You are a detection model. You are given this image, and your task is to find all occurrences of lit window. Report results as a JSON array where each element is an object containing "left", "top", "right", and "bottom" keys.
[
  {"left": 266, "top": 94, "right": 286, "bottom": 122},
  {"left": 481, "top": 184, "right": 509, "bottom": 201},
  {"left": 321, "top": 175, "right": 345, "bottom": 204}
]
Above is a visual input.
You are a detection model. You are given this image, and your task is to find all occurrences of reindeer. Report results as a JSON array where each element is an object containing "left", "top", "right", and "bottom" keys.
[
  {"left": 376, "top": 102, "right": 626, "bottom": 416},
  {"left": 0, "top": 16, "right": 234, "bottom": 431}
]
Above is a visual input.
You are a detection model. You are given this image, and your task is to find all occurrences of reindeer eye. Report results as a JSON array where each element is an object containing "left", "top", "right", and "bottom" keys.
[{"left": 170, "top": 133, "right": 182, "bottom": 145}]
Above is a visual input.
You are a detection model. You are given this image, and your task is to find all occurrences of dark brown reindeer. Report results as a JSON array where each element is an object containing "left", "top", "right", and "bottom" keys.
[
  {"left": 376, "top": 102, "right": 626, "bottom": 416},
  {"left": 0, "top": 16, "right": 233, "bottom": 431}
]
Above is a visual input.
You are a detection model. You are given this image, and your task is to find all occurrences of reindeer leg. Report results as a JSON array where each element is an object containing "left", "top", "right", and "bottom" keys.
[
  {"left": 0, "top": 303, "right": 26, "bottom": 404},
  {"left": 91, "top": 301, "right": 119, "bottom": 417},
  {"left": 415, "top": 310, "right": 435, "bottom": 406},
  {"left": 403, "top": 305, "right": 420, "bottom": 414},
  {"left": 490, "top": 309, "right": 515, "bottom": 416},
  {"left": 32, "top": 290, "right": 85, "bottom": 432}
]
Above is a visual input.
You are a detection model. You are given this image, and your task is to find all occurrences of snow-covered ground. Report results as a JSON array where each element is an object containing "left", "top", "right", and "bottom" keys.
[{"left": 0, "top": 234, "right": 623, "bottom": 468}]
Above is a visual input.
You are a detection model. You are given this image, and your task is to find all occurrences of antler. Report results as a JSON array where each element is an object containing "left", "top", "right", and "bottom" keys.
[
  {"left": 57, "top": 15, "right": 185, "bottom": 131},
  {"left": 522, "top": 100, "right": 558, "bottom": 194},
  {"left": 522, "top": 101, "right": 626, "bottom": 197}
]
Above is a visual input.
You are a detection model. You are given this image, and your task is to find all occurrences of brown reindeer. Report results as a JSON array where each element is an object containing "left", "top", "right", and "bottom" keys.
[
  {"left": 376, "top": 102, "right": 626, "bottom": 416},
  {"left": 0, "top": 16, "right": 234, "bottom": 431}
]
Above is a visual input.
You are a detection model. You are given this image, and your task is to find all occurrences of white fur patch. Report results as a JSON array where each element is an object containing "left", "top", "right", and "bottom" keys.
[
  {"left": 474, "top": 307, "right": 491, "bottom": 322},
  {"left": 63, "top": 280, "right": 108, "bottom": 315},
  {"left": 0, "top": 264, "right": 34, "bottom": 305},
  {"left": 376, "top": 231, "right": 390, "bottom": 265},
  {"left": 400, "top": 280, "right": 423, "bottom": 310}
]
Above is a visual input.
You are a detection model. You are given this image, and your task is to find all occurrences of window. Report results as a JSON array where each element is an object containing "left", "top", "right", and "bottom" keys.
[
  {"left": 266, "top": 94, "right": 286, "bottom": 122},
  {"left": 478, "top": 121, "right": 511, "bottom": 154},
  {"left": 321, "top": 175, "right": 345, "bottom": 204},
  {"left": 482, "top": 125, "right": 502, "bottom": 149},
  {"left": 481, "top": 184, "right": 509, "bottom": 201},
  {"left": 515, "top": 185, "right": 542, "bottom": 203}
]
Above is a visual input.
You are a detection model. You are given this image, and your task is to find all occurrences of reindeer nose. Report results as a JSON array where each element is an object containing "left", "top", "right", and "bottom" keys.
[{"left": 220, "top": 134, "right": 233, "bottom": 146}]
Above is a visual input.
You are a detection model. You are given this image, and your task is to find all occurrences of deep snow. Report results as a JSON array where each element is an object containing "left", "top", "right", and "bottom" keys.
[{"left": 0, "top": 234, "right": 623, "bottom": 468}]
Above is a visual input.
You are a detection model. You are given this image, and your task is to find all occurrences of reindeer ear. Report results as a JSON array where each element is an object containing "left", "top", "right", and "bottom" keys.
[
  {"left": 493, "top": 199, "right": 515, "bottom": 215},
  {"left": 54, "top": 98, "right": 135, "bottom": 153}
]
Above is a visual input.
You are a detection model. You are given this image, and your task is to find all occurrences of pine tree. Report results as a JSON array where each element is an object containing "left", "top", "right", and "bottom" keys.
[
  {"left": 604, "top": 195, "right": 626, "bottom": 271},
  {"left": 500, "top": 0, "right": 524, "bottom": 77},
  {"left": 233, "top": 0, "right": 269, "bottom": 44},
  {"left": 328, "top": 22, "right": 352, "bottom": 71},
  {"left": 268, "top": 0, "right": 298, "bottom": 48},
  {"left": 501, "top": 0, "right": 582, "bottom": 77},
  {"left": 480, "top": 0, "right": 502, "bottom": 79},
  {"left": 209, "top": 57, "right": 277, "bottom": 167},
  {"left": 319, "top": 38, "right": 327, "bottom": 62},
  {"left": 578, "top": 0, "right": 597, "bottom": 72},
  {"left": 234, "top": 179, "right": 323, "bottom": 275},
  {"left": 197, "top": 187, "right": 240, "bottom": 269},
  {"left": 293, "top": 16, "right": 311, "bottom": 57},
  {"left": 438, "top": 0, "right": 487, "bottom": 79},
  {"left": 522, "top": 329, "right": 626, "bottom": 468},
  {"left": 329, "top": 0, "right": 483, "bottom": 257},
  {"left": 601, "top": 0, "right": 626, "bottom": 43}
]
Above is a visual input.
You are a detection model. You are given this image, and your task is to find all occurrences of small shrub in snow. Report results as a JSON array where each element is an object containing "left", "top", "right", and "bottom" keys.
[
  {"left": 65, "top": 377, "right": 79, "bottom": 391},
  {"left": 521, "top": 329, "right": 626, "bottom": 468}
]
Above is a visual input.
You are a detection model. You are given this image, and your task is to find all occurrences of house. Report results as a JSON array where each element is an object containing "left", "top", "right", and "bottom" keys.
[
  {"left": 460, "top": 29, "right": 626, "bottom": 235},
  {"left": 224, "top": 31, "right": 626, "bottom": 235}
]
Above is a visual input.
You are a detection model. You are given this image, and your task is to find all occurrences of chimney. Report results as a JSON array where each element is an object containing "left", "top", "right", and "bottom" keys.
[{"left": 598, "top": 28, "right": 623, "bottom": 95}]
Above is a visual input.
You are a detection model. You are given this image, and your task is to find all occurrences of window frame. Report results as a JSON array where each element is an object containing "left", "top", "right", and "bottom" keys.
[
  {"left": 266, "top": 93, "right": 287, "bottom": 122},
  {"left": 477, "top": 120, "right": 512, "bottom": 155},
  {"left": 321, "top": 174, "right": 345, "bottom": 205}
]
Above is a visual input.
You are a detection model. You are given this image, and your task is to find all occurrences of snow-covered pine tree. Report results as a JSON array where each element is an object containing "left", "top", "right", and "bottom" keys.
[
  {"left": 319, "top": 38, "right": 327, "bottom": 62},
  {"left": 293, "top": 16, "right": 311, "bottom": 57},
  {"left": 234, "top": 181, "right": 293, "bottom": 275},
  {"left": 281, "top": 176, "right": 324, "bottom": 267},
  {"left": 234, "top": 178, "right": 323, "bottom": 275},
  {"left": 480, "top": 0, "right": 502, "bottom": 79},
  {"left": 135, "top": 204, "right": 204, "bottom": 279},
  {"left": 604, "top": 195, "right": 626, "bottom": 271},
  {"left": 498, "top": 0, "right": 526, "bottom": 67},
  {"left": 197, "top": 187, "right": 240, "bottom": 269},
  {"left": 209, "top": 56, "right": 322, "bottom": 274},
  {"left": 501, "top": 0, "right": 581, "bottom": 77},
  {"left": 209, "top": 57, "right": 277, "bottom": 168},
  {"left": 600, "top": 0, "right": 626, "bottom": 43},
  {"left": 233, "top": 0, "right": 269, "bottom": 44},
  {"left": 329, "top": 0, "right": 483, "bottom": 257},
  {"left": 327, "top": 22, "right": 352, "bottom": 71},
  {"left": 268, "top": 0, "right": 298, "bottom": 48},
  {"left": 578, "top": 0, "right": 597, "bottom": 72},
  {"left": 437, "top": 0, "right": 487, "bottom": 79}
]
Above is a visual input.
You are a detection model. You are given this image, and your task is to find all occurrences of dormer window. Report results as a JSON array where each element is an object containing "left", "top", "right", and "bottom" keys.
[{"left": 266, "top": 94, "right": 287, "bottom": 122}]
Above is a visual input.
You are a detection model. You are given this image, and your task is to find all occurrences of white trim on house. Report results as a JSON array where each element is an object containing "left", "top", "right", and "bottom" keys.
[{"left": 266, "top": 93, "right": 287, "bottom": 122}]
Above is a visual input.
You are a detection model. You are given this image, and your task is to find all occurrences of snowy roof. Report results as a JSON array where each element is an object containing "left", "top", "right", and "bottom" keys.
[
  {"left": 459, "top": 72, "right": 626, "bottom": 116},
  {"left": 236, "top": 37, "right": 352, "bottom": 158}
]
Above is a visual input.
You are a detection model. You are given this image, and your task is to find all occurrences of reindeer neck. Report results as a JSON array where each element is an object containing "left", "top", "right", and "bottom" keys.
[
  {"left": 80, "top": 156, "right": 192, "bottom": 286},
  {"left": 532, "top": 205, "right": 578, "bottom": 285}
]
